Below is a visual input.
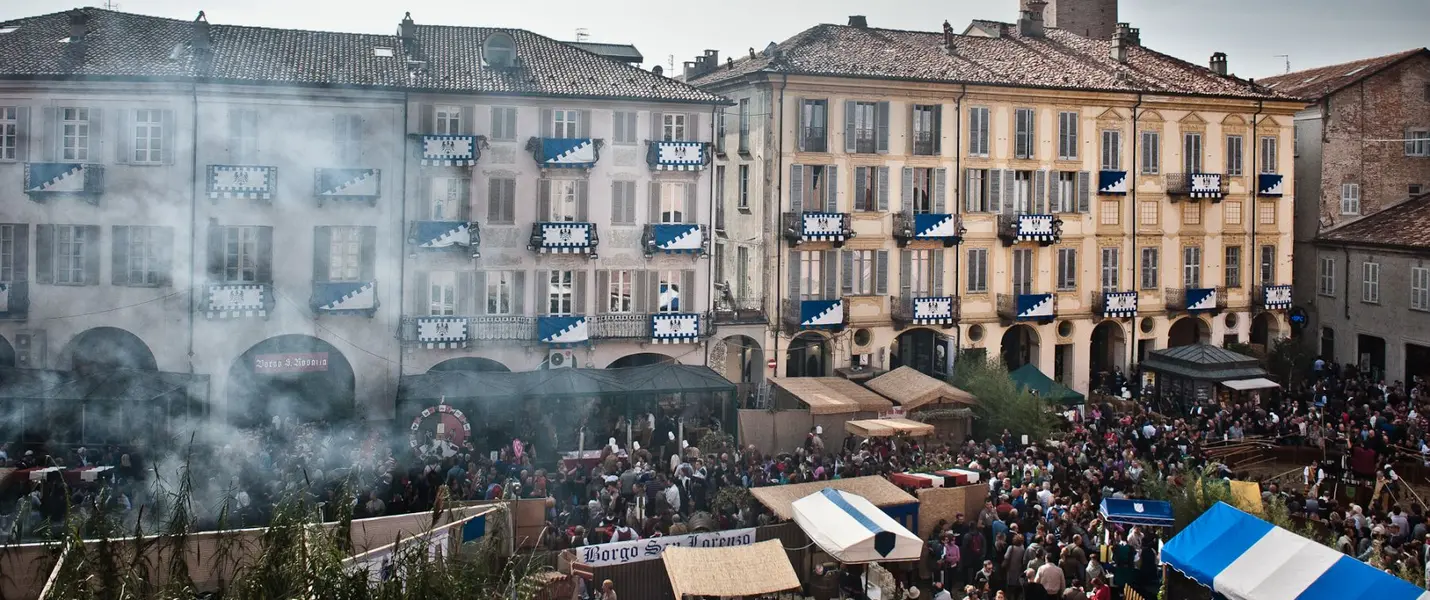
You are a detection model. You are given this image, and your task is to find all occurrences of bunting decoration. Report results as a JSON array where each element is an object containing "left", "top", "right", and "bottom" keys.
[
  {"left": 1098, "top": 170, "right": 1128, "bottom": 195},
  {"left": 1189, "top": 173, "right": 1223, "bottom": 199},
  {"left": 313, "top": 281, "right": 378, "bottom": 315},
  {"left": 801, "top": 212, "right": 849, "bottom": 242},
  {"left": 315, "top": 168, "right": 381, "bottom": 199},
  {"left": 647, "top": 141, "right": 709, "bottom": 171},
  {"left": 207, "top": 165, "right": 277, "bottom": 200},
  {"left": 911, "top": 297, "right": 955, "bottom": 325},
  {"left": 24, "top": 163, "right": 104, "bottom": 200},
  {"left": 206, "top": 284, "right": 268, "bottom": 319},
  {"left": 531, "top": 137, "right": 601, "bottom": 169},
  {"left": 533, "top": 222, "right": 595, "bottom": 254},
  {"left": 651, "top": 313, "right": 700, "bottom": 344},
  {"left": 1101, "top": 291, "right": 1138, "bottom": 318},
  {"left": 411, "top": 221, "right": 477, "bottom": 253},
  {"left": 799, "top": 299, "right": 844, "bottom": 329},
  {"left": 649, "top": 223, "right": 704, "bottom": 254},
  {"left": 1262, "top": 285, "right": 1292, "bottom": 310},
  {"left": 416, "top": 317, "right": 469, "bottom": 349},
  {"left": 913, "top": 214, "right": 961, "bottom": 241},
  {"left": 1015, "top": 214, "right": 1057, "bottom": 243},
  {"left": 1258, "top": 173, "right": 1284, "bottom": 197},
  {"left": 538, "top": 315, "right": 589, "bottom": 346},
  {"left": 1186, "top": 288, "right": 1218, "bottom": 312},
  {"left": 421, "top": 135, "right": 480, "bottom": 166},
  {"left": 1016, "top": 293, "right": 1055, "bottom": 321}
]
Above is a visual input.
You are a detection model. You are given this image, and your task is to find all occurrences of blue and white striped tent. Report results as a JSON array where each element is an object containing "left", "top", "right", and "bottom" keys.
[
  {"left": 791, "top": 488, "right": 922, "bottom": 564},
  {"left": 1164, "top": 502, "right": 1430, "bottom": 600}
]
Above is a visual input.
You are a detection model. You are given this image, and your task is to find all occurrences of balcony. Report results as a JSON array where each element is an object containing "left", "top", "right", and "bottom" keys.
[
  {"left": 646, "top": 141, "right": 710, "bottom": 171},
  {"left": 527, "top": 137, "right": 603, "bottom": 170},
  {"left": 1256, "top": 284, "right": 1293, "bottom": 311},
  {"left": 409, "top": 221, "right": 480, "bottom": 258},
  {"left": 206, "top": 165, "right": 277, "bottom": 201},
  {"left": 893, "top": 212, "right": 964, "bottom": 247},
  {"left": 912, "top": 134, "right": 937, "bottom": 157},
  {"left": 313, "top": 168, "right": 381, "bottom": 205},
  {"left": 1164, "top": 173, "right": 1226, "bottom": 201},
  {"left": 538, "top": 315, "right": 590, "bottom": 345},
  {"left": 714, "top": 295, "right": 767, "bottom": 325},
  {"left": 1094, "top": 290, "right": 1139, "bottom": 319},
  {"left": 310, "top": 281, "right": 378, "bottom": 316},
  {"left": 893, "top": 295, "right": 960, "bottom": 327},
  {"left": 997, "top": 293, "right": 1057, "bottom": 324},
  {"left": 203, "top": 282, "right": 274, "bottom": 319},
  {"left": 799, "top": 129, "right": 827, "bottom": 153},
  {"left": 401, "top": 315, "right": 535, "bottom": 345},
  {"left": 1257, "top": 173, "right": 1285, "bottom": 197},
  {"left": 24, "top": 163, "right": 105, "bottom": 203},
  {"left": 1165, "top": 286, "right": 1227, "bottom": 314},
  {"left": 643, "top": 223, "right": 708, "bottom": 257},
  {"left": 781, "top": 298, "right": 846, "bottom": 332},
  {"left": 1098, "top": 170, "right": 1128, "bottom": 195},
  {"left": 529, "top": 222, "right": 599, "bottom": 257},
  {"left": 0, "top": 281, "right": 29, "bottom": 319},
  {"left": 782, "top": 211, "right": 854, "bottom": 247},
  {"left": 418, "top": 134, "right": 483, "bottom": 166},
  {"left": 997, "top": 214, "right": 1062, "bottom": 246}
]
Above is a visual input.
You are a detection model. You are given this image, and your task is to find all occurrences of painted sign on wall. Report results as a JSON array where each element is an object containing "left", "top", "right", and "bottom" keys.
[{"left": 253, "top": 352, "right": 330, "bottom": 374}]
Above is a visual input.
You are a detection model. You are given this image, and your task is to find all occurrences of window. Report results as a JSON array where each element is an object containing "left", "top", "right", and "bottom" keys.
[
  {"left": 1058, "top": 112, "right": 1079, "bottom": 160},
  {"left": 552, "top": 109, "right": 580, "bottom": 138},
  {"left": 1260, "top": 136, "right": 1278, "bottom": 174},
  {"left": 1140, "top": 247, "right": 1159, "bottom": 289},
  {"left": 0, "top": 225, "right": 13, "bottom": 282},
  {"left": 1318, "top": 257, "right": 1336, "bottom": 296},
  {"left": 850, "top": 101, "right": 877, "bottom": 153},
  {"left": 800, "top": 99, "right": 827, "bottom": 152},
  {"left": 912, "top": 104, "right": 939, "bottom": 155},
  {"left": 1183, "top": 246, "right": 1202, "bottom": 288},
  {"left": 1411, "top": 267, "right": 1430, "bottom": 312},
  {"left": 909, "top": 168, "right": 934, "bottom": 213},
  {"left": 429, "top": 177, "right": 469, "bottom": 221},
  {"left": 1139, "top": 201, "right": 1158, "bottom": 226},
  {"left": 1182, "top": 202, "right": 1201, "bottom": 226},
  {"left": 736, "top": 246, "right": 749, "bottom": 299},
  {"left": 850, "top": 250, "right": 875, "bottom": 295},
  {"left": 113, "top": 225, "right": 165, "bottom": 286},
  {"left": 485, "top": 271, "right": 516, "bottom": 315},
  {"left": 966, "top": 169, "right": 988, "bottom": 212},
  {"left": 737, "top": 165, "right": 750, "bottom": 209},
  {"left": 1225, "top": 246, "right": 1241, "bottom": 288},
  {"left": 1100, "top": 129, "right": 1121, "bottom": 170},
  {"left": 0, "top": 106, "right": 15, "bottom": 160},
  {"left": 1412, "top": 184, "right": 1424, "bottom": 196},
  {"left": 658, "top": 271, "right": 686, "bottom": 312},
  {"left": 658, "top": 182, "right": 686, "bottom": 223},
  {"left": 738, "top": 99, "right": 750, "bottom": 153},
  {"left": 61, "top": 107, "right": 90, "bottom": 162},
  {"left": 1225, "top": 135, "right": 1243, "bottom": 176},
  {"left": 548, "top": 270, "right": 574, "bottom": 314},
  {"left": 548, "top": 179, "right": 579, "bottom": 221},
  {"left": 969, "top": 107, "right": 990, "bottom": 157},
  {"left": 1013, "top": 170, "right": 1033, "bottom": 213},
  {"left": 606, "top": 270, "right": 633, "bottom": 313},
  {"left": 1182, "top": 132, "right": 1202, "bottom": 173},
  {"left": 1362, "top": 261, "right": 1380, "bottom": 304},
  {"left": 434, "top": 105, "right": 462, "bottom": 135},
  {"left": 909, "top": 250, "right": 933, "bottom": 295},
  {"left": 853, "top": 166, "right": 883, "bottom": 211},
  {"left": 1405, "top": 130, "right": 1430, "bottom": 157},
  {"left": 228, "top": 108, "right": 258, "bottom": 162},
  {"left": 491, "top": 107, "right": 518, "bottom": 142},
  {"left": 612, "top": 111, "right": 637, "bottom": 144},
  {"left": 1054, "top": 172, "right": 1076, "bottom": 213},
  {"left": 126, "top": 109, "right": 164, "bottom": 164},
  {"left": 488, "top": 178, "right": 516, "bottom": 224},
  {"left": 1100, "top": 248, "right": 1120, "bottom": 290},
  {"left": 428, "top": 271, "right": 456, "bottom": 315},
  {"left": 1056, "top": 248, "right": 1077, "bottom": 291},
  {"left": 1259, "top": 245, "right": 1275, "bottom": 283},
  {"left": 1224, "top": 200, "right": 1243, "bottom": 225},
  {"left": 1341, "top": 183, "right": 1361, "bottom": 215},
  {"left": 1015, "top": 108, "right": 1036, "bottom": 159},
  {"left": 1258, "top": 201, "right": 1276, "bottom": 225},
  {"left": 1012, "top": 248, "right": 1034, "bottom": 295},
  {"left": 1139, "top": 130, "right": 1160, "bottom": 175},
  {"left": 799, "top": 251, "right": 822, "bottom": 300},
  {"left": 1100, "top": 199, "right": 1120, "bottom": 225},
  {"left": 319, "top": 226, "right": 360, "bottom": 282},
  {"left": 333, "top": 114, "right": 362, "bottom": 165},
  {"left": 223, "top": 226, "right": 258, "bottom": 283},
  {"left": 715, "top": 111, "right": 726, "bottom": 154},
  {"left": 966, "top": 248, "right": 987, "bottom": 293},
  {"left": 662, "top": 113, "right": 686, "bottom": 142}
]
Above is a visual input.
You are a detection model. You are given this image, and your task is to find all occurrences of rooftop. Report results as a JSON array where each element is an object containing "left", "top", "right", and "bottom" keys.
[
  {"left": 1317, "top": 191, "right": 1430, "bottom": 251},
  {"left": 686, "top": 21, "right": 1293, "bottom": 101},
  {"left": 563, "top": 41, "right": 644, "bottom": 63},
  {"left": 1260, "top": 48, "right": 1429, "bottom": 101}
]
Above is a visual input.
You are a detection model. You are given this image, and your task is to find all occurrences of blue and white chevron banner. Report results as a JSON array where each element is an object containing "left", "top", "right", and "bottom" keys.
[
  {"left": 912, "top": 296, "right": 955, "bottom": 325},
  {"left": 914, "top": 214, "right": 960, "bottom": 240},
  {"left": 206, "top": 284, "right": 267, "bottom": 319},
  {"left": 0, "top": 283, "right": 9, "bottom": 312},
  {"left": 539, "top": 315, "right": 589, "bottom": 345},
  {"left": 540, "top": 138, "right": 597, "bottom": 168},
  {"left": 416, "top": 316, "right": 468, "bottom": 349},
  {"left": 801, "top": 212, "right": 847, "bottom": 242},
  {"left": 208, "top": 165, "right": 276, "bottom": 200},
  {"left": 24, "top": 162, "right": 98, "bottom": 194},
  {"left": 1258, "top": 173, "right": 1284, "bottom": 196},
  {"left": 800, "top": 299, "right": 844, "bottom": 329},
  {"left": 1102, "top": 291, "right": 1138, "bottom": 318},
  {"left": 1016, "top": 214, "right": 1056, "bottom": 243},
  {"left": 314, "top": 281, "right": 377, "bottom": 312},
  {"left": 538, "top": 222, "right": 594, "bottom": 253},
  {"left": 315, "top": 168, "right": 381, "bottom": 198},
  {"left": 1186, "top": 287, "right": 1218, "bottom": 312},
  {"left": 649, "top": 141, "right": 707, "bottom": 171},
  {"left": 1016, "top": 293, "right": 1055, "bottom": 320},
  {"left": 652, "top": 223, "right": 703, "bottom": 253},
  {"left": 1189, "top": 173, "right": 1222, "bottom": 199},
  {"left": 421, "top": 135, "right": 478, "bottom": 166},
  {"left": 414, "top": 221, "right": 474, "bottom": 250},
  {"left": 651, "top": 313, "right": 700, "bottom": 343},
  {"left": 1098, "top": 170, "right": 1128, "bottom": 195},
  {"left": 1263, "top": 284, "right": 1292, "bottom": 310}
]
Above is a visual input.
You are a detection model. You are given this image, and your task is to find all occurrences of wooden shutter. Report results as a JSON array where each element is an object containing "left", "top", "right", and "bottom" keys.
[
  {"left": 1034, "top": 170, "right": 1047, "bottom": 214},
  {"left": 932, "top": 251, "right": 945, "bottom": 295},
  {"left": 489, "top": 178, "right": 505, "bottom": 222},
  {"left": 360, "top": 226, "right": 377, "bottom": 281},
  {"left": 40, "top": 106, "right": 56, "bottom": 161},
  {"left": 458, "top": 178, "right": 473, "bottom": 221},
  {"left": 844, "top": 101, "right": 857, "bottom": 153},
  {"left": 460, "top": 106, "right": 475, "bottom": 134},
  {"left": 13, "top": 225, "right": 28, "bottom": 283},
  {"left": 574, "top": 270, "right": 588, "bottom": 314},
  {"left": 648, "top": 181, "right": 661, "bottom": 224},
  {"left": 206, "top": 224, "right": 223, "bottom": 279},
  {"left": 966, "top": 170, "right": 979, "bottom": 213},
  {"left": 578, "top": 110, "right": 592, "bottom": 138},
  {"left": 576, "top": 180, "right": 589, "bottom": 221},
  {"left": 876, "top": 250, "right": 889, "bottom": 295},
  {"left": 901, "top": 168, "right": 914, "bottom": 214},
  {"left": 624, "top": 182, "right": 637, "bottom": 224},
  {"left": 311, "top": 226, "right": 331, "bottom": 283},
  {"left": 989, "top": 170, "right": 1003, "bottom": 214},
  {"left": 416, "top": 177, "right": 431, "bottom": 220},
  {"left": 111, "top": 226, "right": 130, "bottom": 285},
  {"left": 933, "top": 168, "right": 947, "bottom": 213},
  {"left": 595, "top": 270, "right": 610, "bottom": 313},
  {"left": 789, "top": 165, "right": 804, "bottom": 213},
  {"left": 933, "top": 105, "right": 943, "bottom": 154},
  {"left": 681, "top": 270, "right": 695, "bottom": 311},
  {"left": 794, "top": 99, "right": 805, "bottom": 151},
  {"left": 876, "top": 101, "right": 890, "bottom": 153},
  {"left": 841, "top": 250, "right": 854, "bottom": 295},
  {"left": 256, "top": 226, "right": 273, "bottom": 284},
  {"left": 83, "top": 225, "right": 101, "bottom": 285},
  {"left": 787, "top": 250, "right": 800, "bottom": 300},
  {"left": 878, "top": 167, "right": 890, "bottom": 212},
  {"left": 87, "top": 107, "right": 103, "bottom": 161},
  {"left": 646, "top": 270, "right": 661, "bottom": 313},
  {"left": 1077, "top": 171, "right": 1091, "bottom": 213},
  {"left": 537, "top": 179, "right": 551, "bottom": 221},
  {"left": 611, "top": 182, "right": 625, "bottom": 224},
  {"left": 822, "top": 250, "right": 837, "bottom": 300},
  {"left": 534, "top": 269, "right": 549, "bottom": 315},
  {"left": 512, "top": 271, "right": 526, "bottom": 315},
  {"left": 1002, "top": 170, "right": 1015, "bottom": 214},
  {"left": 651, "top": 112, "right": 663, "bottom": 141},
  {"left": 899, "top": 249, "right": 912, "bottom": 299},
  {"left": 825, "top": 166, "right": 838, "bottom": 212},
  {"left": 457, "top": 271, "right": 476, "bottom": 315},
  {"left": 155, "top": 226, "right": 173, "bottom": 287},
  {"left": 35, "top": 225, "right": 53, "bottom": 284},
  {"left": 853, "top": 168, "right": 867, "bottom": 211},
  {"left": 474, "top": 271, "right": 488, "bottom": 315},
  {"left": 419, "top": 104, "right": 434, "bottom": 133},
  {"left": 634, "top": 271, "right": 650, "bottom": 313},
  {"left": 506, "top": 108, "right": 519, "bottom": 141},
  {"left": 539, "top": 109, "right": 553, "bottom": 138},
  {"left": 492, "top": 108, "right": 506, "bottom": 140},
  {"left": 684, "top": 182, "right": 698, "bottom": 223},
  {"left": 162, "top": 109, "right": 176, "bottom": 165},
  {"left": 114, "top": 108, "right": 131, "bottom": 164},
  {"left": 413, "top": 271, "right": 429, "bottom": 315}
]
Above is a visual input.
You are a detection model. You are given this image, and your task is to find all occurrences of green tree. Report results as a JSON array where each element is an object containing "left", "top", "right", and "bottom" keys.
[{"left": 952, "top": 354, "right": 1057, "bottom": 443}]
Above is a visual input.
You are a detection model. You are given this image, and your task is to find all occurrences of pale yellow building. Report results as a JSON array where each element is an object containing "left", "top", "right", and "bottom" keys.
[{"left": 691, "top": 7, "right": 1302, "bottom": 395}]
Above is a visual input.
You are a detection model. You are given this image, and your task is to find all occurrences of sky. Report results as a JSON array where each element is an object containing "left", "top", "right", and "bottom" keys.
[{"left": 6, "top": 0, "right": 1429, "bottom": 80}]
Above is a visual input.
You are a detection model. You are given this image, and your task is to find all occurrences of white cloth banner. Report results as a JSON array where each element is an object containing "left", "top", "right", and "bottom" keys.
[{"left": 574, "top": 527, "right": 757, "bottom": 567}]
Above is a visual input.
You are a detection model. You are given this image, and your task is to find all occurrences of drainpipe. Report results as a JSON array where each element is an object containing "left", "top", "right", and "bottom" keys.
[
  {"left": 187, "top": 83, "right": 199, "bottom": 374},
  {"left": 1343, "top": 247, "right": 1351, "bottom": 320},
  {"left": 398, "top": 94, "right": 409, "bottom": 379},
  {"left": 1250, "top": 99, "right": 1264, "bottom": 338},
  {"left": 1127, "top": 93, "right": 1142, "bottom": 372},
  {"left": 772, "top": 75, "right": 787, "bottom": 376},
  {"left": 952, "top": 84, "right": 966, "bottom": 360}
]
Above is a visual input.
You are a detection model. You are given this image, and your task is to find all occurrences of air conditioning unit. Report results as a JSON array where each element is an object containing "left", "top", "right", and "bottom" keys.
[
  {"left": 14, "top": 330, "right": 46, "bottom": 369},
  {"left": 548, "top": 349, "right": 575, "bottom": 369}
]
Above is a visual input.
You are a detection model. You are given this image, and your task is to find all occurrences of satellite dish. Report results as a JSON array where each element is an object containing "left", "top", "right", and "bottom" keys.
[{"left": 483, "top": 32, "right": 518, "bottom": 69}]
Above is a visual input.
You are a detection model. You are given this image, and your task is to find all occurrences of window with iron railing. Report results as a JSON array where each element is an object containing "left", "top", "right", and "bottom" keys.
[
  {"left": 800, "top": 99, "right": 827, "bottom": 152},
  {"left": 912, "top": 104, "right": 939, "bottom": 156}
]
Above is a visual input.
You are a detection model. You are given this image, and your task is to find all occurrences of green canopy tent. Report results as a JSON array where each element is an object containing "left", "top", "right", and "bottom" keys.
[
  {"left": 1009, "top": 364, "right": 1085, "bottom": 405},
  {"left": 0, "top": 367, "right": 209, "bottom": 446},
  {"left": 1140, "top": 344, "right": 1272, "bottom": 413}
]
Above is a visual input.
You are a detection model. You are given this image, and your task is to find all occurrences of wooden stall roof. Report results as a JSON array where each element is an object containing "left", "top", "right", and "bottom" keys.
[
  {"left": 768, "top": 377, "right": 894, "bottom": 415},
  {"left": 845, "top": 418, "right": 936, "bottom": 438},
  {"left": 865, "top": 367, "right": 977, "bottom": 410},
  {"left": 662, "top": 539, "right": 801, "bottom": 598},
  {"left": 750, "top": 475, "right": 916, "bottom": 520}
]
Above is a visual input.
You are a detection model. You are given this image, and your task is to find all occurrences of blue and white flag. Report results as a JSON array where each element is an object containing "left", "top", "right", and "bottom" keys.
[
  {"left": 539, "top": 138, "right": 598, "bottom": 168},
  {"left": 651, "top": 313, "right": 700, "bottom": 344},
  {"left": 911, "top": 296, "right": 955, "bottom": 325},
  {"left": 1263, "top": 284, "right": 1292, "bottom": 310},
  {"left": 1102, "top": 291, "right": 1138, "bottom": 318},
  {"left": 648, "top": 141, "right": 708, "bottom": 170},
  {"left": 208, "top": 165, "right": 276, "bottom": 200},
  {"left": 313, "top": 281, "right": 377, "bottom": 313},
  {"left": 1017, "top": 293, "right": 1055, "bottom": 320},
  {"left": 651, "top": 223, "right": 703, "bottom": 253},
  {"left": 802, "top": 212, "right": 847, "bottom": 242},
  {"left": 1190, "top": 173, "right": 1223, "bottom": 199},
  {"left": 421, "top": 135, "right": 479, "bottom": 166},
  {"left": 1258, "top": 173, "right": 1285, "bottom": 196},
  {"left": 914, "top": 214, "right": 960, "bottom": 240},
  {"left": 1098, "top": 170, "right": 1128, "bottom": 195},
  {"left": 25, "top": 162, "right": 101, "bottom": 196},
  {"left": 539, "top": 316, "right": 589, "bottom": 345},
  {"left": 800, "top": 299, "right": 844, "bottom": 329},
  {"left": 413, "top": 221, "right": 475, "bottom": 250},
  {"left": 315, "top": 168, "right": 381, "bottom": 198},
  {"left": 1186, "top": 287, "right": 1218, "bottom": 312}
]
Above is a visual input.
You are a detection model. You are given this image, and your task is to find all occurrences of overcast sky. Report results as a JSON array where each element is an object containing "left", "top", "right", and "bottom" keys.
[{"left": 8, "top": 0, "right": 1428, "bottom": 80}]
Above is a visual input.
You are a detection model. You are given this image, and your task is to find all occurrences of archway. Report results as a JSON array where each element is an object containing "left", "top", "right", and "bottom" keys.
[
  {"left": 227, "top": 335, "right": 355, "bottom": 427},
  {"left": 1089, "top": 320, "right": 1127, "bottom": 392},
  {"left": 1000, "top": 324, "right": 1039, "bottom": 371},
  {"left": 0, "top": 335, "right": 13, "bottom": 368},
  {"left": 786, "top": 333, "right": 828, "bottom": 378},
  {"left": 67, "top": 327, "right": 157, "bottom": 372},
  {"left": 1167, "top": 317, "right": 1210, "bottom": 348},
  {"left": 1250, "top": 312, "right": 1281, "bottom": 348},
  {"left": 429, "top": 357, "right": 511, "bottom": 373},
  {"left": 893, "top": 328, "right": 955, "bottom": 378},
  {"left": 607, "top": 353, "right": 674, "bottom": 369},
  {"left": 712, "top": 335, "right": 763, "bottom": 384}
]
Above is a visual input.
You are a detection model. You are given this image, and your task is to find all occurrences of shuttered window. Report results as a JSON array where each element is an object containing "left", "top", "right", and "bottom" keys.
[
  {"left": 967, "top": 248, "right": 987, "bottom": 293},
  {"left": 1015, "top": 108, "right": 1036, "bottom": 159},
  {"left": 1140, "top": 130, "right": 1160, "bottom": 174},
  {"left": 1411, "top": 267, "right": 1430, "bottom": 312},
  {"left": 1318, "top": 257, "right": 1336, "bottom": 297},
  {"left": 1362, "top": 261, "right": 1380, "bottom": 304},
  {"left": 969, "top": 107, "right": 990, "bottom": 157}
]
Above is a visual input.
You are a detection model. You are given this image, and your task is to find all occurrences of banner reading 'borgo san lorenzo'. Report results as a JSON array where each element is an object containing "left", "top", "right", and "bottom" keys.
[{"left": 576, "top": 527, "right": 757, "bottom": 567}]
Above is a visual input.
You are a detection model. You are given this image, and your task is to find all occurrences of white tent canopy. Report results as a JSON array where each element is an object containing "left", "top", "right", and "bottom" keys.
[
  {"left": 791, "top": 488, "right": 922, "bottom": 564},
  {"left": 1223, "top": 377, "right": 1281, "bottom": 391}
]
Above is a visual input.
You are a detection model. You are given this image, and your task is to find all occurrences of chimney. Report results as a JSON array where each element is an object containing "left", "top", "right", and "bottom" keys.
[
  {"left": 748, "top": 47, "right": 756, "bottom": 59},
  {"left": 399, "top": 12, "right": 416, "bottom": 41},
  {"left": 67, "top": 9, "right": 88, "bottom": 43},
  {"left": 1210, "top": 52, "right": 1228, "bottom": 76},
  {"left": 682, "top": 61, "right": 698, "bottom": 79},
  {"left": 1114, "top": 22, "right": 1141, "bottom": 46},
  {"left": 652, "top": 65, "right": 663, "bottom": 76},
  {"left": 1017, "top": 10, "right": 1041, "bottom": 37},
  {"left": 1111, "top": 22, "right": 1136, "bottom": 63},
  {"left": 942, "top": 20, "right": 956, "bottom": 55},
  {"left": 703, "top": 49, "right": 719, "bottom": 69},
  {"left": 191, "top": 11, "right": 211, "bottom": 53},
  {"left": 727, "top": 57, "right": 733, "bottom": 69},
  {"left": 848, "top": 15, "right": 868, "bottom": 28},
  {"left": 1025, "top": 0, "right": 1048, "bottom": 36}
]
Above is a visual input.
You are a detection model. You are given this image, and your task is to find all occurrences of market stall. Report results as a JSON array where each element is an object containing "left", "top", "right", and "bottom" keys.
[
  {"left": 1009, "top": 364, "right": 1085, "bottom": 405},
  {"left": 844, "top": 418, "right": 935, "bottom": 438},
  {"left": 792, "top": 489, "right": 922, "bottom": 564},
  {"left": 661, "top": 539, "right": 801, "bottom": 599},
  {"left": 750, "top": 475, "right": 919, "bottom": 531},
  {"left": 865, "top": 367, "right": 976, "bottom": 442},
  {"left": 1098, "top": 498, "right": 1174, "bottom": 528},
  {"left": 1140, "top": 344, "right": 1271, "bottom": 413}
]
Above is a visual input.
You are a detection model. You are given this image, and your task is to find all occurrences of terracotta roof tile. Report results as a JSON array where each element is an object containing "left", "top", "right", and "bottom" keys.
[
  {"left": 1317, "top": 192, "right": 1430, "bottom": 250},
  {"left": 1260, "top": 48, "right": 1428, "bottom": 101}
]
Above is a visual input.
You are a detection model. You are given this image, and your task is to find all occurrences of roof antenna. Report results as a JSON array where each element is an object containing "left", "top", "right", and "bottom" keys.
[
  {"left": 103, "top": 0, "right": 121, "bottom": 9},
  {"left": 1274, "top": 54, "right": 1290, "bottom": 74},
  {"left": 575, "top": 28, "right": 589, "bottom": 42}
]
